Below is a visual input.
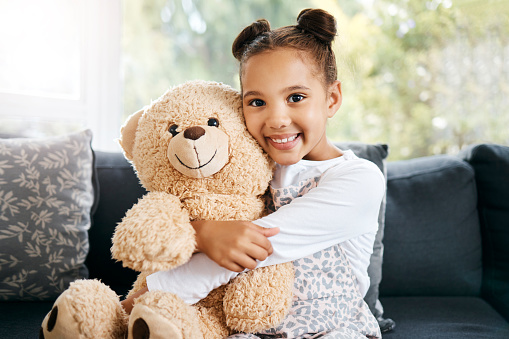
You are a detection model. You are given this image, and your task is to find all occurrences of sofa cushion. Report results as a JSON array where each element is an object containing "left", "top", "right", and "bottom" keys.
[
  {"left": 460, "top": 144, "right": 509, "bottom": 322},
  {"left": 0, "top": 130, "right": 96, "bottom": 301},
  {"left": 0, "top": 301, "right": 53, "bottom": 339},
  {"left": 380, "top": 296, "right": 509, "bottom": 338},
  {"left": 381, "top": 155, "right": 482, "bottom": 296},
  {"left": 335, "top": 142, "right": 389, "bottom": 321}
]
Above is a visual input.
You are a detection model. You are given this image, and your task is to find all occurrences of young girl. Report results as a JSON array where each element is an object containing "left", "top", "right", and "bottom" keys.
[{"left": 124, "top": 8, "right": 384, "bottom": 338}]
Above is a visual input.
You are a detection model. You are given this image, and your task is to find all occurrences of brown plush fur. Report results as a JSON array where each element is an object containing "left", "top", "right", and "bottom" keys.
[{"left": 41, "top": 81, "right": 294, "bottom": 339}]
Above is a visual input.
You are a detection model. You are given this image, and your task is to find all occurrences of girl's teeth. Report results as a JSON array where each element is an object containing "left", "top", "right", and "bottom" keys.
[{"left": 272, "top": 135, "right": 297, "bottom": 144}]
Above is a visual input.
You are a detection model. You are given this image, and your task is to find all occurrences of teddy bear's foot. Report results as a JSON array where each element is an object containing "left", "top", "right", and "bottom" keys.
[
  {"left": 40, "top": 279, "right": 128, "bottom": 339},
  {"left": 128, "top": 303, "right": 183, "bottom": 339},
  {"left": 127, "top": 291, "right": 203, "bottom": 339}
]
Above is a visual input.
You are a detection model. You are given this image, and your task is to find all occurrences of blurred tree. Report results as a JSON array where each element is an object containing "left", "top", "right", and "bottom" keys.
[
  {"left": 123, "top": 0, "right": 509, "bottom": 160},
  {"left": 123, "top": 0, "right": 315, "bottom": 117},
  {"left": 322, "top": 0, "right": 509, "bottom": 159}
]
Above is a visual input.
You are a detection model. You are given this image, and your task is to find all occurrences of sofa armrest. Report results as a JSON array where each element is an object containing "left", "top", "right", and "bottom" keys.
[{"left": 460, "top": 144, "right": 509, "bottom": 322}]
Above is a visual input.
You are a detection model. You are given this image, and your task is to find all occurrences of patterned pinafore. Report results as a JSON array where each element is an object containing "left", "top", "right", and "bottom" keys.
[{"left": 229, "top": 176, "right": 381, "bottom": 339}]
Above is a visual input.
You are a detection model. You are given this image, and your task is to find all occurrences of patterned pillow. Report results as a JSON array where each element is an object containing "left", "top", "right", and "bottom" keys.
[{"left": 0, "top": 130, "right": 95, "bottom": 301}]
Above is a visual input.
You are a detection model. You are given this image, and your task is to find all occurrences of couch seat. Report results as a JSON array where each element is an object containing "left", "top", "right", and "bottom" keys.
[{"left": 380, "top": 296, "right": 509, "bottom": 338}]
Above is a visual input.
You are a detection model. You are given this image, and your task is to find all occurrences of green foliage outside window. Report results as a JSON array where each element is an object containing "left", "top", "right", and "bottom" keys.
[{"left": 123, "top": 0, "right": 509, "bottom": 160}]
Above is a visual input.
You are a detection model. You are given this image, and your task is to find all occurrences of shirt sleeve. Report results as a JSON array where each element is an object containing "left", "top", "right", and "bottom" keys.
[
  {"left": 253, "top": 159, "right": 385, "bottom": 267},
  {"left": 146, "top": 252, "right": 239, "bottom": 304},
  {"left": 147, "top": 158, "right": 385, "bottom": 304}
]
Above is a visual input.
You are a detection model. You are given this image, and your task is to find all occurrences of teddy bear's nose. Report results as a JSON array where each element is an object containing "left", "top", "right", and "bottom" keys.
[{"left": 184, "top": 126, "right": 206, "bottom": 140}]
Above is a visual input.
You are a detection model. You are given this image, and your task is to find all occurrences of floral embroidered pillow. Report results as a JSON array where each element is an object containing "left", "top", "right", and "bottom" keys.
[{"left": 0, "top": 130, "right": 96, "bottom": 301}]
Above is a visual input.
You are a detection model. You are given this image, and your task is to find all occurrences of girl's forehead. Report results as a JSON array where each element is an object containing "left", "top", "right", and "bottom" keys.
[
  {"left": 245, "top": 48, "right": 311, "bottom": 68},
  {"left": 241, "top": 48, "right": 323, "bottom": 85}
]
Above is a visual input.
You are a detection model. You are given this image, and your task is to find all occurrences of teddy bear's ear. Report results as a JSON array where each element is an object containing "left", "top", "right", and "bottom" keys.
[{"left": 119, "top": 109, "right": 144, "bottom": 160}]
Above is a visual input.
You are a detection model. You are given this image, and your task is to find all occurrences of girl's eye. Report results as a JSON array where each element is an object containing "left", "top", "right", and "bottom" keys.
[
  {"left": 208, "top": 118, "right": 219, "bottom": 127},
  {"left": 288, "top": 94, "right": 304, "bottom": 103},
  {"left": 168, "top": 124, "right": 179, "bottom": 136},
  {"left": 249, "top": 99, "right": 265, "bottom": 107}
]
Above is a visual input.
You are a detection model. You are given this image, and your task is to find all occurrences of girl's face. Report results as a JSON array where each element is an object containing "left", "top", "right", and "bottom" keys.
[{"left": 241, "top": 48, "right": 342, "bottom": 165}]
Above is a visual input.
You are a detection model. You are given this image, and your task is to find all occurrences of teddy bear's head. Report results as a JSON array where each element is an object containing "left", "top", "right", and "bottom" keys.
[{"left": 119, "top": 80, "right": 273, "bottom": 197}]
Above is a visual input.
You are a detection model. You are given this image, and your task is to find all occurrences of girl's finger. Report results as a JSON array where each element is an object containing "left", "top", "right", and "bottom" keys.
[
  {"left": 224, "top": 261, "right": 245, "bottom": 273},
  {"left": 236, "top": 255, "right": 259, "bottom": 271},
  {"left": 251, "top": 224, "right": 280, "bottom": 238},
  {"left": 245, "top": 244, "right": 270, "bottom": 262}
]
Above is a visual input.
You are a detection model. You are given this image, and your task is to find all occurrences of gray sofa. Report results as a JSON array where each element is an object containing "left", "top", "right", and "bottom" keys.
[{"left": 1, "top": 143, "right": 509, "bottom": 338}]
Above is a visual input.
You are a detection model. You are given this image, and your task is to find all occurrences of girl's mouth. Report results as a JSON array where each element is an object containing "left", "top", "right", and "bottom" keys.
[{"left": 267, "top": 134, "right": 300, "bottom": 150}]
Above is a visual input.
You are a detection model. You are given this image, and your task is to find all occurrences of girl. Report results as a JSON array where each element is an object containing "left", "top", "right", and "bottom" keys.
[{"left": 125, "top": 8, "right": 384, "bottom": 339}]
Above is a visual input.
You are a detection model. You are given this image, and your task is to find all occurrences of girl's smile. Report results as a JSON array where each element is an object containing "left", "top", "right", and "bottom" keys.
[
  {"left": 241, "top": 48, "right": 343, "bottom": 165},
  {"left": 267, "top": 133, "right": 300, "bottom": 150}
]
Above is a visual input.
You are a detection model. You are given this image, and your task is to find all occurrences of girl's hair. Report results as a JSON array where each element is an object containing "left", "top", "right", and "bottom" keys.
[{"left": 232, "top": 8, "right": 338, "bottom": 86}]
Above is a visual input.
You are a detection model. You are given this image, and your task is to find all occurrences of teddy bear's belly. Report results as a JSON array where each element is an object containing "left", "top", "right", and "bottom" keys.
[{"left": 183, "top": 194, "right": 265, "bottom": 221}]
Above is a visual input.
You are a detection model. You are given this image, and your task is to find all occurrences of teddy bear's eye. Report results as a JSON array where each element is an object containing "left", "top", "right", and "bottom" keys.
[
  {"left": 207, "top": 118, "right": 219, "bottom": 127},
  {"left": 168, "top": 124, "right": 179, "bottom": 137}
]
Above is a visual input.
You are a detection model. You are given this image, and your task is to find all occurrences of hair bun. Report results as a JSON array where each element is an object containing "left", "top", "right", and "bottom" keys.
[
  {"left": 296, "top": 8, "right": 337, "bottom": 45},
  {"left": 232, "top": 19, "right": 271, "bottom": 61}
]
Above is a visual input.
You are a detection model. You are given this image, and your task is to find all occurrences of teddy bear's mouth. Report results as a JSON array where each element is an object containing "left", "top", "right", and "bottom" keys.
[{"left": 174, "top": 150, "right": 217, "bottom": 170}]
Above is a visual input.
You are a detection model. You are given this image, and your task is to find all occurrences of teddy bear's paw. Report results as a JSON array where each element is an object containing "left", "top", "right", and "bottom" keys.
[
  {"left": 128, "top": 291, "right": 203, "bottom": 339},
  {"left": 40, "top": 279, "right": 127, "bottom": 339},
  {"left": 111, "top": 191, "right": 196, "bottom": 273}
]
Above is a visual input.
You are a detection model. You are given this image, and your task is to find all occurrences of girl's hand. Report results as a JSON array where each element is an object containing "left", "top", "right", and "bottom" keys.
[{"left": 191, "top": 220, "right": 279, "bottom": 272}]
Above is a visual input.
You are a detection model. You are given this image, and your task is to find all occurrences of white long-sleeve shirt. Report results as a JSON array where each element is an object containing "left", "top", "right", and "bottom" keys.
[{"left": 147, "top": 150, "right": 385, "bottom": 304}]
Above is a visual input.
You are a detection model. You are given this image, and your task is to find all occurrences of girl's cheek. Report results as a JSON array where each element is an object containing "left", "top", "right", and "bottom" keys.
[{"left": 244, "top": 119, "right": 256, "bottom": 137}]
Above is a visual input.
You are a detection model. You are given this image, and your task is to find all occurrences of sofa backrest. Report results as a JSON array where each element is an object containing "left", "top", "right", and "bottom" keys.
[
  {"left": 380, "top": 155, "right": 483, "bottom": 297},
  {"left": 89, "top": 150, "right": 488, "bottom": 299},
  {"left": 87, "top": 151, "right": 144, "bottom": 295}
]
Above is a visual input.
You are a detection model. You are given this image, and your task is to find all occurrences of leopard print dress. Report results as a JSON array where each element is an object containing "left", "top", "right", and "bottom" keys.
[{"left": 228, "top": 176, "right": 381, "bottom": 339}]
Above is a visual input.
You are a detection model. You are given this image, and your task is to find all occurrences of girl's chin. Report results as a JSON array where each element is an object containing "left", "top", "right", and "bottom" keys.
[{"left": 267, "top": 151, "right": 301, "bottom": 166}]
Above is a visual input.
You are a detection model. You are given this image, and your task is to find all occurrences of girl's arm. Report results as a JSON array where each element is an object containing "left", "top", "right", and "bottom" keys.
[
  {"left": 147, "top": 159, "right": 385, "bottom": 304},
  {"left": 252, "top": 160, "right": 385, "bottom": 268}
]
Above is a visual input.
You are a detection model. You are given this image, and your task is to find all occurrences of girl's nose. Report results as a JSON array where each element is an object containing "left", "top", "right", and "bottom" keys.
[{"left": 266, "top": 109, "right": 291, "bottom": 129}]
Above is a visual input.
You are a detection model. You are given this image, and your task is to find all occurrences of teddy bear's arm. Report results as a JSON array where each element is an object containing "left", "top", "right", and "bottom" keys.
[{"left": 111, "top": 191, "right": 196, "bottom": 272}]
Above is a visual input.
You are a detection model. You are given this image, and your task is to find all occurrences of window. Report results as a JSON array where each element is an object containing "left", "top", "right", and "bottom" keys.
[
  {"left": 0, "top": 0, "right": 121, "bottom": 151},
  {"left": 1, "top": 0, "right": 507, "bottom": 157}
]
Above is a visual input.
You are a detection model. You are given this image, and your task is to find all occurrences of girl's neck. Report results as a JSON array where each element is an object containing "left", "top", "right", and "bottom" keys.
[{"left": 303, "top": 140, "right": 343, "bottom": 162}]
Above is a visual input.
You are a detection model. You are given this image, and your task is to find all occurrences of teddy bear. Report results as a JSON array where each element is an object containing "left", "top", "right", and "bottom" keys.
[{"left": 39, "top": 80, "right": 294, "bottom": 339}]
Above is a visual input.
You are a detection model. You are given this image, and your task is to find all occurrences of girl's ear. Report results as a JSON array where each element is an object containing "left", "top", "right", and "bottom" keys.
[{"left": 327, "top": 80, "right": 342, "bottom": 118}]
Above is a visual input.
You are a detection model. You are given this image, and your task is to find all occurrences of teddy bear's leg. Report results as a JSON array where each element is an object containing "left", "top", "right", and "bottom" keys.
[
  {"left": 192, "top": 285, "right": 231, "bottom": 338},
  {"left": 128, "top": 286, "right": 231, "bottom": 339},
  {"left": 40, "top": 279, "right": 128, "bottom": 339},
  {"left": 223, "top": 262, "right": 295, "bottom": 333},
  {"left": 127, "top": 290, "right": 204, "bottom": 339}
]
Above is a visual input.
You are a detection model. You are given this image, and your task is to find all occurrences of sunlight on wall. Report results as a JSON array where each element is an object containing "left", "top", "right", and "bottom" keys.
[{"left": 0, "top": 0, "right": 122, "bottom": 151}]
